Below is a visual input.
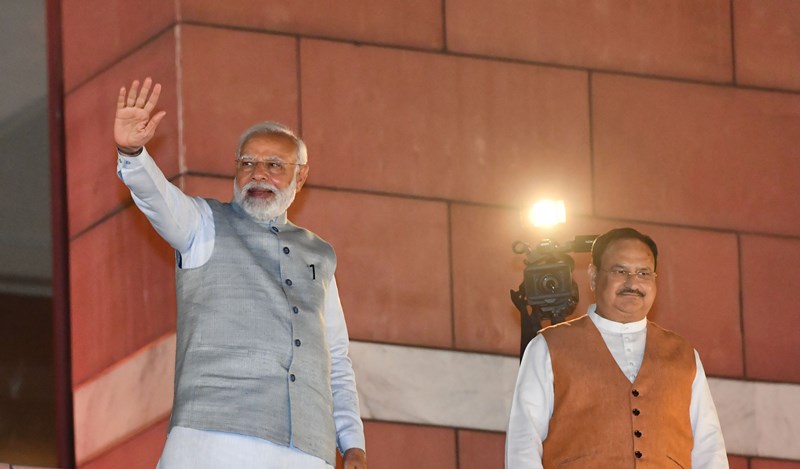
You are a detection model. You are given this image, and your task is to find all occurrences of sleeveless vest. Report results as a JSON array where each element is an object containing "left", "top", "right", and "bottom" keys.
[
  {"left": 541, "top": 315, "right": 696, "bottom": 468},
  {"left": 170, "top": 200, "right": 338, "bottom": 465}
]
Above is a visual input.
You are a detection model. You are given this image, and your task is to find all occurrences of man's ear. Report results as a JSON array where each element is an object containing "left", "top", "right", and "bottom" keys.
[
  {"left": 295, "top": 164, "right": 309, "bottom": 192},
  {"left": 588, "top": 264, "right": 597, "bottom": 292}
]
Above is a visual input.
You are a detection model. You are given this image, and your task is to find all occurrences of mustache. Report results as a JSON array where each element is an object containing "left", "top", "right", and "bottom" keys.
[
  {"left": 242, "top": 181, "right": 278, "bottom": 193},
  {"left": 617, "top": 287, "right": 645, "bottom": 297}
]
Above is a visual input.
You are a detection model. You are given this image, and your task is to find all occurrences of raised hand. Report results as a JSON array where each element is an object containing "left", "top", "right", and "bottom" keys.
[{"left": 114, "top": 77, "right": 166, "bottom": 155}]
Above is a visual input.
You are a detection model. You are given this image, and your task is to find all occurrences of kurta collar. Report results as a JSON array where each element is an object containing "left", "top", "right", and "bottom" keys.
[{"left": 587, "top": 304, "right": 647, "bottom": 334}]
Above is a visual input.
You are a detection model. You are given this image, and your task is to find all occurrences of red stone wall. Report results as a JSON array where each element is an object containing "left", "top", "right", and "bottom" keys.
[{"left": 61, "top": 1, "right": 800, "bottom": 468}]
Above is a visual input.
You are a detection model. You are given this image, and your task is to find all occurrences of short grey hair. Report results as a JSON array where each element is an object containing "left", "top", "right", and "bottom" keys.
[{"left": 236, "top": 121, "right": 308, "bottom": 165}]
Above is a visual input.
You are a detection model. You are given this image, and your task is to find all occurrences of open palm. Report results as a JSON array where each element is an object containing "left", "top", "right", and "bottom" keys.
[{"left": 114, "top": 77, "right": 166, "bottom": 153}]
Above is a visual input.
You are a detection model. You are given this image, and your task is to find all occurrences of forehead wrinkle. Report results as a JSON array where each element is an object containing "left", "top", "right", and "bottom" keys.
[
  {"left": 608, "top": 262, "right": 653, "bottom": 271},
  {"left": 239, "top": 154, "right": 290, "bottom": 163}
]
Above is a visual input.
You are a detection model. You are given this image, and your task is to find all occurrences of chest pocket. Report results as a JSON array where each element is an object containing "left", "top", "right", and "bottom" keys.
[{"left": 282, "top": 254, "right": 330, "bottom": 305}]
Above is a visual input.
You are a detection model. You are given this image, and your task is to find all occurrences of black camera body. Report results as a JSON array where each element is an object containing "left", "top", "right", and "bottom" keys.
[
  {"left": 523, "top": 252, "right": 577, "bottom": 316},
  {"left": 511, "top": 235, "right": 596, "bottom": 358}
]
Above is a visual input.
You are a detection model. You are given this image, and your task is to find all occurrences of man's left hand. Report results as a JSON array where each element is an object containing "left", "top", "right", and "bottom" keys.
[{"left": 342, "top": 448, "right": 367, "bottom": 469}]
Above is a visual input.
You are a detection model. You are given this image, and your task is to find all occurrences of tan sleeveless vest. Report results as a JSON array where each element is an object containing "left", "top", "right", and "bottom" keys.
[{"left": 541, "top": 315, "right": 696, "bottom": 468}]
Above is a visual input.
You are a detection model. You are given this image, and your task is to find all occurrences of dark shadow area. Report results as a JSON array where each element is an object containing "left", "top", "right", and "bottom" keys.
[
  {"left": 0, "top": 0, "right": 63, "bottom": 466},
  {"left": 0, "top": 293, "right": 57, "bottom": 466}
]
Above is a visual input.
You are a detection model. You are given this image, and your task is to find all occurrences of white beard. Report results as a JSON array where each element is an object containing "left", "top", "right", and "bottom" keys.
[{"left": 233, "top": 176, "right": 297, "bottom": 222}]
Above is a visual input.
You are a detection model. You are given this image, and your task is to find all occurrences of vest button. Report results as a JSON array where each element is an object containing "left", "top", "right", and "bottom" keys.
[
  {"left": 292, "top": 306, "right": 299, "bottom": 314},
  {"left": 285, "top": 279, "right": 293, "bottom": 286},
  {"left": 295, "top": 339, "right": 301, "bottom": 347},
  {"left": 634, "top": 430, "right": 642, "bottom": 438},
  {"left": 635, "top": 451, "right": 643, "bottom": 458},
  {"left": 283, "top": 247, "right": 290, "bottom": 254},
  {"left": 290, "top": 374, "right": 296, "bottom": 382},
  {"left": 632, "top": 389, "right": 640, "bottom": 397},
  {"left": 632, "top": 408, "right": 641, "bottom": 416}
]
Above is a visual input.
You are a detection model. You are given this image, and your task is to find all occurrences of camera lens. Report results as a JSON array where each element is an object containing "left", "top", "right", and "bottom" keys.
[{"left": 540, "top": 274, "right": 561, "bottom": 293}]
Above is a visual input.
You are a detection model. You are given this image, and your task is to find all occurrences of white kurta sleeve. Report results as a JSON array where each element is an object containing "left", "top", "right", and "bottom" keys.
[
  {"left": 323, "top": 276, "right": 366, "bottom": 453},
  {"left": 116, "top": 148, "right": 214, "bottom": 267},
  {"left": 505, "top": 335, "right": 554, "bottom": 469},
  {"left": 690, "top": 351, "right": 729, "bottom": 468}
]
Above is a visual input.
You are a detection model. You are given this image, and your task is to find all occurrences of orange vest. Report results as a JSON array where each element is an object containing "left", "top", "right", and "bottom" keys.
[{"left": 541, "top": 315, "right": 696, "bottom": 468}]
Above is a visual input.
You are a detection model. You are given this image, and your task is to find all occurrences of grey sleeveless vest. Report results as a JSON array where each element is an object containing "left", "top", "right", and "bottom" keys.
[{"left": 170, "top": 199, "right": 338, "bottom": 465}]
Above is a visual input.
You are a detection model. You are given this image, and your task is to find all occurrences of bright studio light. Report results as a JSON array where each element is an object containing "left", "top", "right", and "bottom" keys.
[{"left": 527, "top": 199, "right": 566, "bottom": 228}]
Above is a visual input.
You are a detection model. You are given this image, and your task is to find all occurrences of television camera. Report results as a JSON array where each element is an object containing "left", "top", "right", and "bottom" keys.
[{"left": 510, "top": 234, "right": 597, "bottom": 358}]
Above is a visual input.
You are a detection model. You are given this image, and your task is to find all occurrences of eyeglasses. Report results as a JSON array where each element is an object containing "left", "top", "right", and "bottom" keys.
[
  {"left": 235, "top": 157, "right": 304, "bottom": 176},
  {"left": 602, "top": 268, "right": 658, "bottom": 282}
]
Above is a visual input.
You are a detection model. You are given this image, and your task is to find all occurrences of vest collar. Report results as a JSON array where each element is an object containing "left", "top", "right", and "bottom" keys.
[{"left": 587, "top": 304, "right": 647, "bottom": 334}]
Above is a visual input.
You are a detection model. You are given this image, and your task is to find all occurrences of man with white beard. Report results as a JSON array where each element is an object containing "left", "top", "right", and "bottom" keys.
[{"left": 114, "top": 78, "right": 368, "bottom": 469}]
